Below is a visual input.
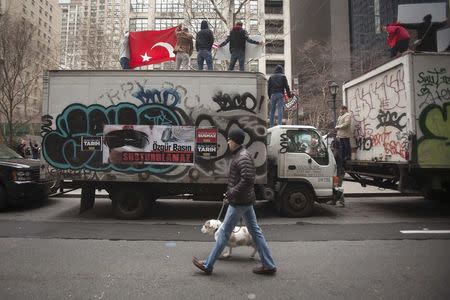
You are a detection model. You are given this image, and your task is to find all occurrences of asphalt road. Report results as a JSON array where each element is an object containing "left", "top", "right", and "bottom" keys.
[{"left": 1, "top": 186, "right": 450, "bottom": 299}]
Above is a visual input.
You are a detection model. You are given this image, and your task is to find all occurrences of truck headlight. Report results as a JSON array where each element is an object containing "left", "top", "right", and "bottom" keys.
[{"left": 11, "top": 170, "right": 33, "bottom": 181}]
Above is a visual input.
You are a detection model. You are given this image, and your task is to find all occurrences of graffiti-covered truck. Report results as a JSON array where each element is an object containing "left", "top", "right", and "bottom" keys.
[
  {"left": 343, "top": 53, "right": 450, "bottom": 198},
  {"left": 41, "top": 71, "right": 337, "bottom": 219}
]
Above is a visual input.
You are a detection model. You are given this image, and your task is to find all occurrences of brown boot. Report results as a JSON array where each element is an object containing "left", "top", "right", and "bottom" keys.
[
  {"left": 253, "top": 265, "right": 277, "bottom": 275},
  {"left": 192, "top": 257, "right": 212, "bottom": 275}
]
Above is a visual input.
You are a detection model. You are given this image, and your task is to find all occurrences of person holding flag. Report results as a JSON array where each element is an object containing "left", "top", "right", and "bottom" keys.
[
  {"left": 128, "top": 27, "right": 178, "bottom": 68},
  {"left": 174, "top": 24, "right": 194, "bottom": 70}
]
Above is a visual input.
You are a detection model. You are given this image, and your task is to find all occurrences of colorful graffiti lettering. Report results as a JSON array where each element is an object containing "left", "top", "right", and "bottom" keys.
[
  {"left": 417, "top": 103, "right": 450, "bottom": 166},
  {"left": 41, "top": 81, "right": 267, "bottom": 182},
  {"left": 349, "top": 65, "right": 409, "bottom": 161}
]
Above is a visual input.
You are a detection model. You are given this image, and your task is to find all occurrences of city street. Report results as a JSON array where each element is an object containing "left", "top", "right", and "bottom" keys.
[{"left": 1, "top": 182, "right": 450, "bottom": 299}]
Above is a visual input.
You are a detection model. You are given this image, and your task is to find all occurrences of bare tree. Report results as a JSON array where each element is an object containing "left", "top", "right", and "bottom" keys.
[
  {"left": 78, "top": 7, "right": 128, "bottom": 70},
  {"left": 296, "top": 40, "right": 337, "bottom": 131},
  {"left": 0, "top": 13, "right": 41, "bottom": 146}
]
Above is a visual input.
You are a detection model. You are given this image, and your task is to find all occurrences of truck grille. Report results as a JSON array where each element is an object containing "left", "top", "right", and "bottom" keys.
[{"left": 30, "top": 168, "right": 41, "bottom": 180}]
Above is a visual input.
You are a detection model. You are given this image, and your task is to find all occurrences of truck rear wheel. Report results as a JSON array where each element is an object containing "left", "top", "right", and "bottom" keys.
[
  {"left": 280, "top": 185, "right": 314, "bottom": 217},
  {"left": 112, "top": 189, "right": 149, "bottom": 220}
]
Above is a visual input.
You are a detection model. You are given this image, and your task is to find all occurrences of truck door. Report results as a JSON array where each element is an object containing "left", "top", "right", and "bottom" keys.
[{"left": 278, "top": 129, "right": 334, "bottom": 197}]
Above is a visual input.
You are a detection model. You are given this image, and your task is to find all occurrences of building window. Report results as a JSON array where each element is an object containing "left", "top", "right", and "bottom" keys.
[
  {"left": 265, "top": 0, "right": 283, "bottom": 14},
  {"left": 265, "top": 19, "right": 283, "bottom": 34},
  {"left": 192, "top": 0, "right": 218, "bottom": 13},
  {"left": 249, "top": 19, "right": 258, "bottom": 33},
  {"left": 374, "top": 0, "right": 381, "bottom": 34},
  {"left": 130, "top": 0, "right": 149, "bottom": 12},
  {"left": 234, "top": 0, "right": 246, "bottom": 13},
  {"left": 266, "top": 60, "right": 284, "bottom": 74},
  {"left": 266, "top": 39, "right": 284, "bottom": 54},
  {"left": 250, "top": 0, "right": 258, "bottom": 14},
  {"left": 155, "top": 18, "right": 182, "bottom": 30},
  {"left": 155, "top": 0, "right": 184, "bottom": 13},
  {"left": 129, "top": 18, "right": 148, "bottom": 31}
]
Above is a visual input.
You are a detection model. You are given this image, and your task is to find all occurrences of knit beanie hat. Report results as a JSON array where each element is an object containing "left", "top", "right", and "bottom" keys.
[{"left": 228, "top": 128, "right": 245, "bottom": 145}]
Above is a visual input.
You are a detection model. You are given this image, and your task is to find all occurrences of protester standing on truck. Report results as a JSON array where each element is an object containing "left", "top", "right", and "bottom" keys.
[
  {"left": 196, "top": 20, "right": 214, "bottom": 70},
  {"left": 174, "top": 24, "right": 194, "bottom": 70},
  {"left": 193, "top": 128, "right": 277, "bottom": 275},
  {"left": 218, "top": 21, "right": 263, "bottom": 71},
  {"left": 404, "top": 14, "right": 448, "bottom": 52},
  {"left": 268, "top": 65, "right": 291, "bottom": 127},
  {"left": 383, "top": 22, "right": 410, "bottom": 58},
  {"left": 335, "top": 106, "right": 352, "bottom": 162}
]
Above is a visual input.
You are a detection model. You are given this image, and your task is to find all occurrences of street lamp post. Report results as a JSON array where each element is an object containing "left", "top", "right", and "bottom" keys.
[{"left": 329, "top": 81, "right": 339, "bottom": 125}]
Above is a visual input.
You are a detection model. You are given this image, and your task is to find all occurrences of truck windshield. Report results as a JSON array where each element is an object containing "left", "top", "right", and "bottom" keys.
[{"left": 285, "top": 129, "right": 328, "bottom": 164}]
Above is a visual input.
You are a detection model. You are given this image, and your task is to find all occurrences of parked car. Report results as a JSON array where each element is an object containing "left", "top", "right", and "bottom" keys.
[{"left": 0, "top": 144, "right": 51, "bottom": 210}]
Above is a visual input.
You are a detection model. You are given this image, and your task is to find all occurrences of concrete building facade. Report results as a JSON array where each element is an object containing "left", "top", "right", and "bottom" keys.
[{"left": 0, "top": 0, "right": 61, "bottom": 125}]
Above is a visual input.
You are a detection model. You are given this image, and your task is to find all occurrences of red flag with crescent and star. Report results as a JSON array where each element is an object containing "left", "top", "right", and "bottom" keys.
[{"left": 128, "top": 27, "right": 177, "bottom": 68}]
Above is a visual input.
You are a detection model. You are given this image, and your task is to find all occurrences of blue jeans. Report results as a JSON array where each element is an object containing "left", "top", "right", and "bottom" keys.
[
  {"left": 270, "top": 92, "right": 285, "bottom": 127},
  {"left": 204, "top": 204, "right": 276, "bottom": 271},
  {"left": 197, "top": 49, "right": 213, "bottom": 70},
  {"left": 339, "top": 137, "right": 351, "bottom": 161},
  {"left": 229, "top": 50, "right": 245, "bottom": 71}
]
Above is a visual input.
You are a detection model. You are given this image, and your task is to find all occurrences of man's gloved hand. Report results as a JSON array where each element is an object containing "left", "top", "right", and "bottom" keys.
[{"left": 223, "top": 193, "right": 229, "bottom": 204}]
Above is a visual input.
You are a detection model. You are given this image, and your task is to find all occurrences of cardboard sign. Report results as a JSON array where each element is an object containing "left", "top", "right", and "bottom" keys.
[
  {"left": 196, "top": 128, "right": 218, "bottom": 156},
  {"left": 81, "top": 136, "right": 102, "bottom": 151}
]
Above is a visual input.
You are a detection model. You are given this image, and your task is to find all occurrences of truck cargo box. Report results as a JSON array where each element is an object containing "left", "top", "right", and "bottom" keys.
[
  {"left": 41, "top": 71, "right": 268, "bottom": 185},
  {"left": 343, "top": 53, "right": 450, "bottom": 195}
]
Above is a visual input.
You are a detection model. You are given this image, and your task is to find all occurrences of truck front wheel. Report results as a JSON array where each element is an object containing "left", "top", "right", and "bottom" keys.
[
  {"left": 280, "top": 185, "right": 314, "bottom": 217},
  {"left": 111, "top": 189, "right": 149, "bottom": 220}
]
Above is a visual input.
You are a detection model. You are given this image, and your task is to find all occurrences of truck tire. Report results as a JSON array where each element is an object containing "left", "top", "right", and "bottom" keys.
[
  {"left": 111, "top": 189, "right": 149, "bottom": 220},
  {"left": 0, "top": 184, "right": 7, "bottom": 211},
  {"left": 280, "top": 185, "right": 314, "bottom": 217}
]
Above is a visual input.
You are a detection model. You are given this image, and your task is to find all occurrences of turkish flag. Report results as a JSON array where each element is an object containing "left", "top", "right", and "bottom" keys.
[{"left": 129, "top": 27, "right": 177, "bottom": 68}]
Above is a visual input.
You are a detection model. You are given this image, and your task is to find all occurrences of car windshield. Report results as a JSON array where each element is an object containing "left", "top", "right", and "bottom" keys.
[{"left": 0, "top": 145, "right": 23, "bottom": 159}]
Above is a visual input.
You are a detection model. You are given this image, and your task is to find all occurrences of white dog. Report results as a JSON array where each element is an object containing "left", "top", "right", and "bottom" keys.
[{"left": 201, "top": 219, "right": 257, "bottom": 258}]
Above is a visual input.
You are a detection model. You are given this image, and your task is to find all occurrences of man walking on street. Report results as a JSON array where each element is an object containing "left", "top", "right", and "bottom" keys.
[
  {"left": 174, "top": 25, "right": 194, "bottom": 70},
  {"left": 196, "top": 20, "right": 214, "bottom": 70},
  {"left": 268, "top": 65, "right": 291, "bottom": 127},
  {"left": 335, "top": 106, "right": 352, "bottom": 162},
  {"left": 193, "top": 128, "right": 277, "bottom": 275},
  {"left": 218, "top": 21, "right": 263, "bottom": 71}
]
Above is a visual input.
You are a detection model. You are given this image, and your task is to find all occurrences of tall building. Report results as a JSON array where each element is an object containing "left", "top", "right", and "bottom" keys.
[
  {"left": 59, "top": 0, "right": 128, "bottom": 69},
  {"left": 58, "top": 0, "right": 293, "bottom": 82},
  {"left": 0, "top": 0, "right": 61, "bottom": 124}
]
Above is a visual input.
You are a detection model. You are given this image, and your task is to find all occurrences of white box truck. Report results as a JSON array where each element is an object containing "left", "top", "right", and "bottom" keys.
[
  {"left": 343, "top": 53, "right": 450, "bottom": 198},
  {"left": 41, "top": 71, "right": 336, "bottom": 219}
]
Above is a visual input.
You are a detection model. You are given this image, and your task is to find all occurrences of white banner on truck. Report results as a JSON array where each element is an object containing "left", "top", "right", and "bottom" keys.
[
  {"left": 215, "top": 35, "right": 264, "bottom": 61},
  {"left": 437, "top": 28, "right": 450, "bottom": 52},
  {"left": 103, "top": 125, "right": 195, "bottom": 165},
  {"left": 397, "top": 3, "right": 447, "bottom": 24}
]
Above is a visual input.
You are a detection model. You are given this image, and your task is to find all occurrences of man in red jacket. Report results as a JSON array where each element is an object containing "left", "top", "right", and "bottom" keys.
[{"left": 383, "top": 22, "right": 410, "bottom": 58}]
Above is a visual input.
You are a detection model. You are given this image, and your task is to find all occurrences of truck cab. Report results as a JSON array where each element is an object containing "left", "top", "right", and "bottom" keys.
[{"left": 266, "top": 125, "right": 337, "bottom": 217}]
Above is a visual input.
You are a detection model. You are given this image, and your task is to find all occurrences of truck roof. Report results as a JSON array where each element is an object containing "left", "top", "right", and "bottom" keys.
[{"left": 268, "top": 125, "right": 316, "bottom": 132}]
